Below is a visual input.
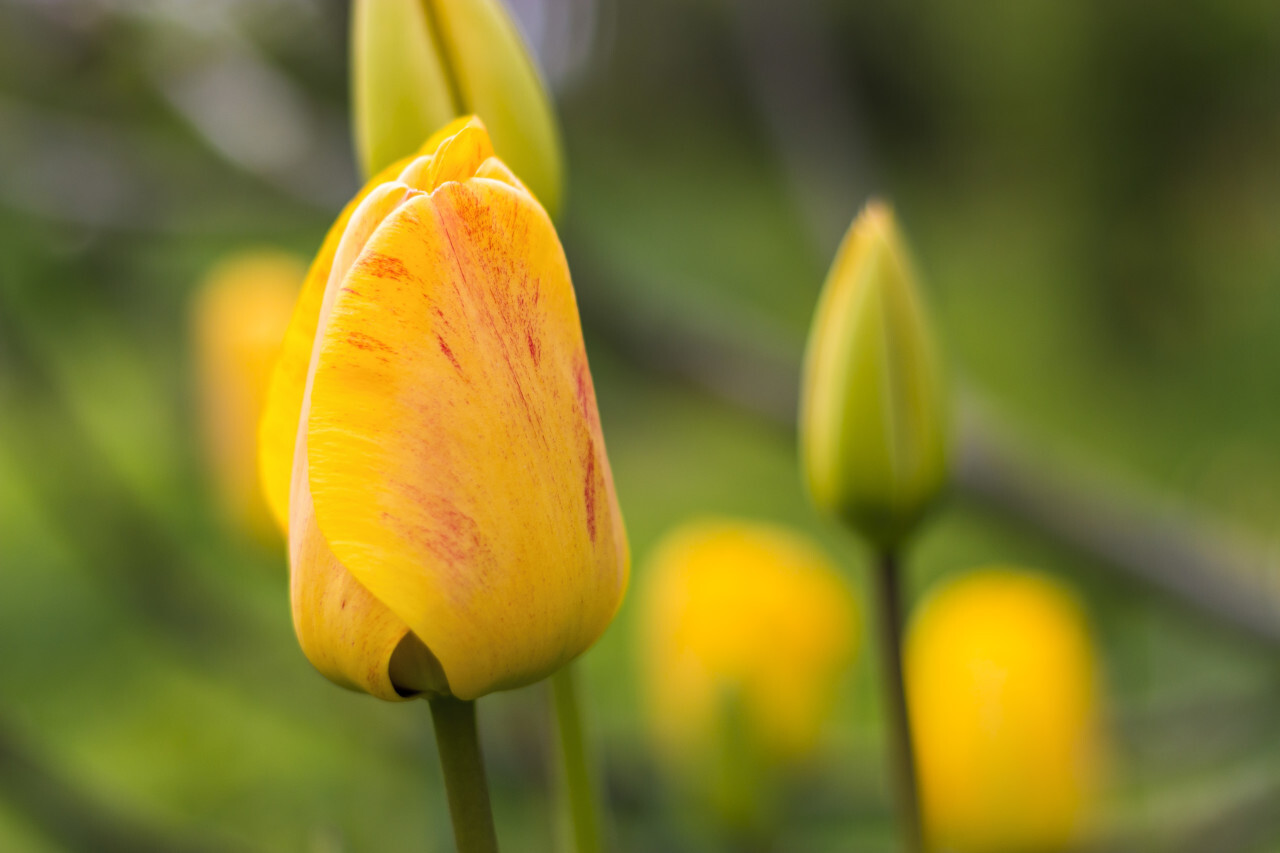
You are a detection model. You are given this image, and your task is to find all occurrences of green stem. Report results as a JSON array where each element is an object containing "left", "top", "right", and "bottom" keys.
[
  {"left": 715, "top": 687, "right": 776, "bottom": 851},
  {"left": 429, "top": 696, "right": 500, "bottom": 853},
  {"left": 551, "top": 665, "right": 604, "bottom": 853},
  {"left": 872, "top": 550, "right": 922, "bottom": 853}
]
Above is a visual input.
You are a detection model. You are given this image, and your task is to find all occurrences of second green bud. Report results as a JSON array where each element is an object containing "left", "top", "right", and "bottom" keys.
[{"left": 799, "top": 201, "right": 950, "bottom": 549}]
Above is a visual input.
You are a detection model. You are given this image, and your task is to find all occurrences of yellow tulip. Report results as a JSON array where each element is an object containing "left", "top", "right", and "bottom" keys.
[
  {"left": 799, "top": 201, "right": 949, "bottom": 549},
  {"left": 638, "top": 518, "right": 858, "bottom": 767},
  {"left": 906, "top": 569, "right": 1106, "bottom": 853},
  {"left": 258, "top": 117, "right": 627, "bottom": 702},
  {"left": 192, "top": 250, "right": 302, "bottom": 539},
  {"left": 352, "top": 0, "right": 563, "bottom": 218}
]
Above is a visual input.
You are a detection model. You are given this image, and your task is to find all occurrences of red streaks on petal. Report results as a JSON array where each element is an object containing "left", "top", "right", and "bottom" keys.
[
  {"left": 362, "top": 254, "right": 412, "bottom": 280},
  {"left": 575, "top": 364, "right": 589, "bottom": 413},
  {"left": 428, "top": 501, "right": 483, "bottom": 572},
  {"left": 438, "top": 335, "right": 461, "bottom": 371},
  {"left": 526, "top": 331, "right": 540, "bottom": 366},
  {"left": 510, "top": 368, "right": 532, "bottom": 418},
  {"left": 575, "top": 359, "right": 599, "bottom": 431},
  {"left": 380, "top": 494, "right": 485, "bottom": 586},
  {"left": 346, "top": 331, "right": 395, "bottom": 353},
  {"left": 583, "top": 446, "right": 598, "bottom": 542},
  {"left": 575, "top": 357, "right": 603, "bottom": 542}
]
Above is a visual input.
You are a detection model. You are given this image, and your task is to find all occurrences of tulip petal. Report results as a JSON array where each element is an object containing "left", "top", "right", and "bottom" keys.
[
  {"left": 259, "top": 117, "right": 483, "bottom": 531},
  {"left": 284, "top": 176, "right": 464, "bottom": 699},
  {"left": 289, "top": 454, "right": 418, "bottom": 701},
  {"left": 305, "top": 178, "right": 626, "bottom": 700}
]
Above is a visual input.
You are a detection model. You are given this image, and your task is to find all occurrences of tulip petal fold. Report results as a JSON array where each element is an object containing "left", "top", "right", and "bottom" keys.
[{"left": 289, "top": 462, "right": 419, "bottom": 701}]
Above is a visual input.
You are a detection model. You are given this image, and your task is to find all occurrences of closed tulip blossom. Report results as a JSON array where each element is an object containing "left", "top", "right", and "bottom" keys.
[
  {"left": 258, "top": 117, "right": 626, "bottom": 851},
  {"left": 192, "top": 250, "right": 302, "bottom": 539},
  {"left": 259, "top": 116, "right": 627, "bottom": 704},
  {"left": 907, "top": 569, "right": 1106, "bottom": 853},
  {"left": 638, "top": 518, "right": 857, "bottom": 836}
]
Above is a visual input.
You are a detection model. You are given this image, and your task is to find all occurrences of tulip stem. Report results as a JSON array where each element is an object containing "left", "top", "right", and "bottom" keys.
[
  {"left": 551, "top": 665, "right": 605, "bottom": 853},
  {"left": 872, "top": 550, "right": 922, "bottom": 853},
  {"left": 429, "top": 696, "right": 500, "bottom": 853}
]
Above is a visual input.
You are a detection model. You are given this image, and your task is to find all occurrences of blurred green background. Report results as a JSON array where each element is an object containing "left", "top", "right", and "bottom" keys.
[{"left": 2, "top": 0, "right": 1280, "bottom": 850}]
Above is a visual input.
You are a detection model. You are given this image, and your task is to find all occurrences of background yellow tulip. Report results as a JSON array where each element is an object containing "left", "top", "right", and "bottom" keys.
[
  {"left": 191, "top": 251, "right": 302, "bottom": 540},
  {"left": 907, "top": 569, "right": 1107, "bottom": 853},
  {"left": 638, "top": 518, "right": 858, "bottom": 768},
  {"left": 261, "top": 119, "right": 626, "bottom": 702}
]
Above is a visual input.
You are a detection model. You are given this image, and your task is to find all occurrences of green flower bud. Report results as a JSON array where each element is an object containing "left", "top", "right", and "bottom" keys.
[
  {"left": 799, "top": 201, "right": 949, "bottom": 549},
  {"left": 352, "top": 0, "right": 564, "bottom": 217}
]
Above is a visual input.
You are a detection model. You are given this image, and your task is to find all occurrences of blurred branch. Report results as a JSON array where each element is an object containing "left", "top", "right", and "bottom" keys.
[
  {"left": 569, "top": 242, "right": 1280, "bottom": 648},
  {"left": 0, "top": 96, "right": 319, "bottom": 235},
  {"left": 0, "top": 2, "right": 356, "bottom": 226},
  {"left": 118, "top": 0, "right": 359, "bottom": 209},
  {"left": 956, "top": 408, "right": 1280, "bottom": 644}
]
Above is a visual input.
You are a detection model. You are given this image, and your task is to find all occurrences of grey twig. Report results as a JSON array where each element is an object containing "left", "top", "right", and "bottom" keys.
[{"left": 956, "top": 402, "right": 1280, "bottom": 644}]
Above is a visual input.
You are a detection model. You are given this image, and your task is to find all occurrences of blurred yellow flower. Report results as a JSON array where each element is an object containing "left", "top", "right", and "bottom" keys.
[
  {"left": 352, "top": 0, "right": 563, "bottom": 217},
  {"left": 799, "top": 201, "right": 949, "bottom": 549},
  {"left": 907, "top": 569, "right": 1106, "bottom": 853},
  {"left": 258, "top": 117, "right": 626, "bottom": 702},
  {"left": 638, "top": 518, "right": 858, "bottom": 766},
  {"left": 192, "top": 251, "right": 302, "bottom": 539}
]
